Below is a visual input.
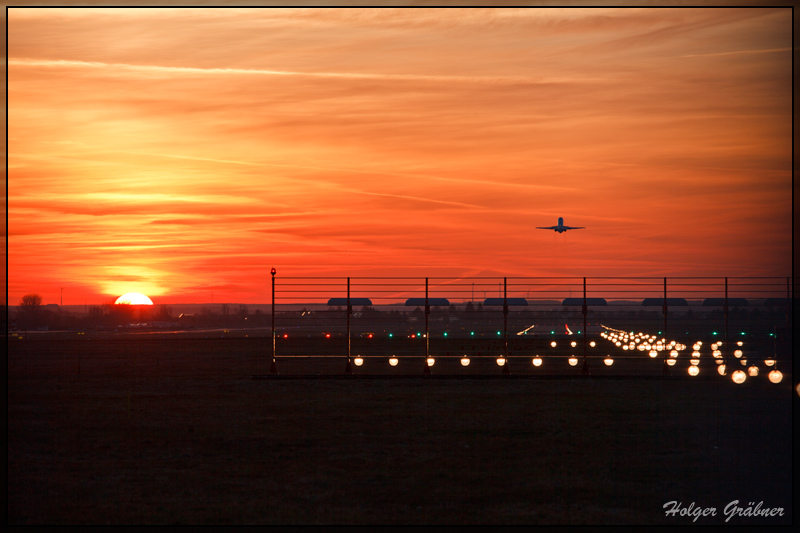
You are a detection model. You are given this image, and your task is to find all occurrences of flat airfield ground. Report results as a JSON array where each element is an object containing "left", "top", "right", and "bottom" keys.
[{"left": 8, "top": 334, "right": 794, "bottom": 525}]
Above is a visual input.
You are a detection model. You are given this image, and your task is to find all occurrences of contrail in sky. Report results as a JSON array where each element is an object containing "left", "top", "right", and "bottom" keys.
[
  {"left": 682, "top": 47, "right": 791, "bottom": 57},
  {"left": 9, "top": 57, "right": 604, "bottom": 85},
  {"left": 120, "top": 151, "right": 578, "bottom": 193}
]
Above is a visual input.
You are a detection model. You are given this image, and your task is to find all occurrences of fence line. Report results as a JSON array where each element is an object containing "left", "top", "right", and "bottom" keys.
[
  {"left": 271, "top": 276, "right": 792, "bottom": 304},
  {"left": 260, "top": 276, "right": 792, "bottom": 380}
]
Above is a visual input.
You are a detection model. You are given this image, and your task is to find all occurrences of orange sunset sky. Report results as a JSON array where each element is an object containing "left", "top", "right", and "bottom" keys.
[{"left": 7, "top": 7, "right": 793, "bottom": 305}]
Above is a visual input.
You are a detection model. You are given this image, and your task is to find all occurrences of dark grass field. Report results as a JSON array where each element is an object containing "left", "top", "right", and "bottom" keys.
[{"left": 8, "top": 334, "right": 794, "bottom": 525}]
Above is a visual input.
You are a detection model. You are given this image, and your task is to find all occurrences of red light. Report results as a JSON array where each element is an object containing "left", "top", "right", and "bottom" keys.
[
  {"left": 283, "top": 334, "right": 288, "bottom": 338},
  {"left": 325, "top": 333, "right": 331, "bottom": 338},
  {"left": 368, "top": 334, "right": 373, "bottom": 338},
  {"left": 411, "top": 334, "right": 416, "bottom": 338}
]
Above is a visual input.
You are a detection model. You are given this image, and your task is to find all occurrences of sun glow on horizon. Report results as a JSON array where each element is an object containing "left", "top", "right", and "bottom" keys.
[{"left": 115, "top": 292, "right": 154, "bottom": 305}]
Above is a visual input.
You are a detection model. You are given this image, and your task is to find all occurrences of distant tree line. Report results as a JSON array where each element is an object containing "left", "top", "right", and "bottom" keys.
[
  {"left": 10, "top": 294, "right": 178, "bottom": 331},
  {"left": 8, "top": 293, "right": 790, "bottom": 333}
]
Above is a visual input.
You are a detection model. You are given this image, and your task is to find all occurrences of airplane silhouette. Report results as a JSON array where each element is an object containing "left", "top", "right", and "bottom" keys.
[{"left": 537, "top": 217, "right": 585, "bottom": 233}]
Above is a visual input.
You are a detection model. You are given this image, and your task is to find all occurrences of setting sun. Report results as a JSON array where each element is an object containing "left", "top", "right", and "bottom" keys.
[{"left": 114, "top": 292, "right": 154, "bottom": 305}]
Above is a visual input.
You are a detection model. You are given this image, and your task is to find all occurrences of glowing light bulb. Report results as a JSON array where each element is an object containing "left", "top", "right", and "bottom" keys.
[
  {"left": 718, "top": 364, "right": 726, "bottom": 375},
  {"left": 460, "top": 357, "right": 470, "bottom": 367},
  {"left": 568, "top": 357, "right": 578, "bottom": 366},
  {"left": 496, "top": 357, "right": 506, "bottom": 366},
  {"left": 666, "top": 358, "right": 677, "bottom": 366},
  {"left": 551, "top": 341, "right": 557, "bottom": 348},
  {"left": 747, "top": 366, "right": 758, "bottom": 377},
  {"left": 688, "top": 365, "right": 699, "bottom": 376},
  {"left": 764, "top": 359, "right": 775, "bottom": 367},
  {"left": 734, "top": 350, "right": 743, "bottom": 358},
  {"left": 590, "top": 341, "right": 596, "bottom": 347},
  {"left": 731, "top": 370, "right": 746, "bottom": 384},
  {"left": 354, "top": 357, "right": 364, "bottom": 366},
  {"left": 604, "top": 357, "right": 614, "bottom": 366},
  {"left": 532, "top": 357, "right": 542, "bottom": 367},
  {"left": 389, "top": 357, "right": 399, "bottom": 366},
  {"left": 768, "top": 370, "right": 783, "bottom": 384},
  {"left": 426, "top": 357, "right": 435, "bottom": 367}
]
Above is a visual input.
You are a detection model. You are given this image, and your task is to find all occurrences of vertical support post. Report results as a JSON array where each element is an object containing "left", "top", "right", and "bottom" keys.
[
  {"left": 662, "top": 277, "right": 669, "bottom": 376},
  {"left": 345, "top": 277, "right": 353, "bottom": 374},
  {"left": 779, "top": 277, "right": 789, "bottom": 371},
  {"left": 503, "top": 277, "right": 510, "bottom": 374},
  {"left": 424, "top": 277, "right": 431, "bottom": 375},
  {"left": 663, "top": 277, "right": 668, "bottom": 338},
  {"left": 425, "top": 278, "right": 430, "bottom": 357},
  {"left": 724, "top": 277, "right": 728, "bottom": 365},
  {"left": 773, "top": 324, "right": 778, "bottom": 368},
  {"left": 582, "top": 277, "right": 589, "bottom": 375},
  {"left": 270, "top": 267, "right": 277, "bottom": 374},
  {"left": 786, "top": 277, "right": 790, "bottom": 329}
]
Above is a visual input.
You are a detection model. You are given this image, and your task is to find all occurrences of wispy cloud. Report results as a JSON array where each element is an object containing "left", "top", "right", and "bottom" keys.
[
  {"left": 120, "top": 151, "right": 266, "bottom": 167},
  {"left": 682, "top": 47, "right": 792, "bottom": 57},
  {"left": 9, "top": 57, "right": 606, "bottom": 85}
]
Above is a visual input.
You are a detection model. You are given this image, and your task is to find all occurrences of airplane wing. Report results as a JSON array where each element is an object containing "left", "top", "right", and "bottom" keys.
[
  {"left": 536, "top": 226, "right": 557, "bottom": 230},
  {"left": 562, "top": 226, "right": 585, "bottom": 230}
]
